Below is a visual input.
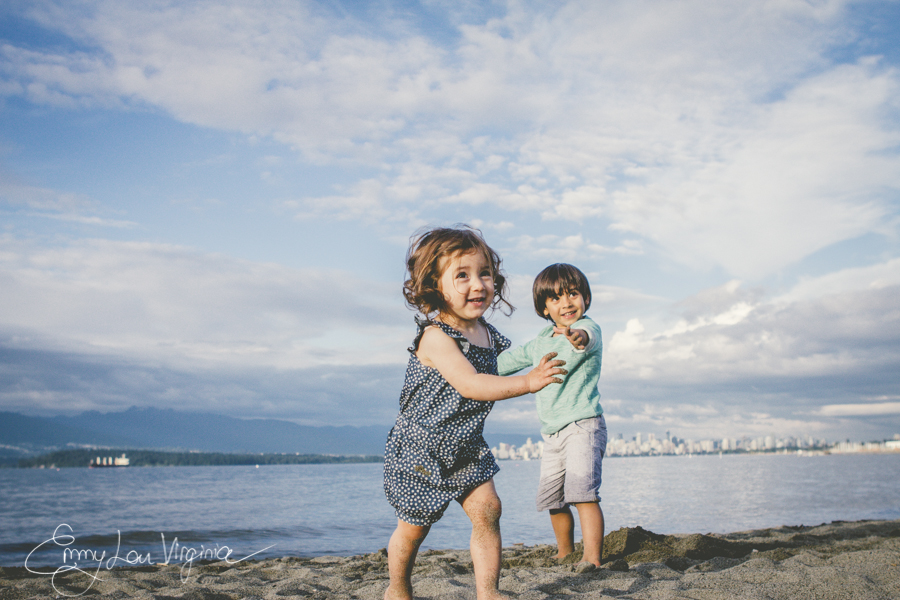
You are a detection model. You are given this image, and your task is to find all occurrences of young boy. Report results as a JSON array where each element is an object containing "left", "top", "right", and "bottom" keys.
[{"left": 497, "top": 263, "right": 607, "bottom": 566}]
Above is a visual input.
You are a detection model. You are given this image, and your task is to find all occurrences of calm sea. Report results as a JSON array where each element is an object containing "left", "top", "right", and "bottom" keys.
[{"left": 3, "top": 452, "right": 899, "bottom": 567}]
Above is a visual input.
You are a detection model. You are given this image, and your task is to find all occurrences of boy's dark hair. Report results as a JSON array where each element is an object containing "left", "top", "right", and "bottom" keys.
[
  {"left": 533, "top": 263, "right": 592, "bottom": 320},
  {"left": 403, "top": 224, "right": 514, "bottom": 317}
]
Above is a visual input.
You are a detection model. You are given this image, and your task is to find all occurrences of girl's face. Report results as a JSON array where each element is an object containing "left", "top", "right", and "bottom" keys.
[{"left": 437, "top": 250, "right": 494, "bottom": 325}]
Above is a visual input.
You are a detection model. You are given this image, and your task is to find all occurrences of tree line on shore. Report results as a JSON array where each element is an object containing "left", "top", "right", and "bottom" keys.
[{"left": 13, "top": 448, "right": 384, "bottom": 468}]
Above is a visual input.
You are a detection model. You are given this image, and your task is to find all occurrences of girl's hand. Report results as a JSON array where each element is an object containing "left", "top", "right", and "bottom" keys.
[
  {"left": 526, "top": 352, "right": 567, "bottom": 393},
  {"left": 418, "top": 327, "right": 566, "bottom": 401},
  {"left": 554, "top": 326, "right": 588, "bottom": 350}
]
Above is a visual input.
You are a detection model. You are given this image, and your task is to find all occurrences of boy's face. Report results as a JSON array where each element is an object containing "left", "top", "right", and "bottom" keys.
[{"left": 543, "top": 288, "right": 586, "bottom": 328}]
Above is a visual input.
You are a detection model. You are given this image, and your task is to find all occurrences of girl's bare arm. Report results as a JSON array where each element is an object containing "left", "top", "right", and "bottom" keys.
[{"left": 417, "top": 326, "right": 566, "bottom": 401}]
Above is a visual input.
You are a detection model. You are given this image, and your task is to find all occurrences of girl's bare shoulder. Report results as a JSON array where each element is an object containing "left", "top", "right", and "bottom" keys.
[{"left": 417, "top": 325, "right": 452, "bottom": 365}]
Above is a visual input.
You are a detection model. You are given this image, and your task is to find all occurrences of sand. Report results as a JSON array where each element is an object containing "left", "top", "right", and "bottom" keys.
[{"left": 2, "top": 519, "right": 898, "bottom": 599}]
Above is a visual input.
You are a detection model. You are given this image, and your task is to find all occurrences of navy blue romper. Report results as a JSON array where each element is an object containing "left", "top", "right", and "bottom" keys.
[{"left": 384, "top": 317, "right": 511, "bottom": 526}]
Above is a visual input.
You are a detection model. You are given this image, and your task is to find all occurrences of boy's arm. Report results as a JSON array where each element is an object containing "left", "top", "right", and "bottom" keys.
[
  {"left": 578, "top": 319, "right": 601, "bottom": 354},
  {"left": 497, "top": 342, "right": 535, "bottom": 376},
  {"left": 554, "top": 326, "right": 588, "bottom": 351},
  {"left": 417, "top": 327, "right": 566, "bottom": 401},
  {"left": 558, "top": 319, "right": 601, "bottom": 353}
]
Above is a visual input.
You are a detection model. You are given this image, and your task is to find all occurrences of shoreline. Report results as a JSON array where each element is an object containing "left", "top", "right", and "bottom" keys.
[
  {"left": 2, "top": 519, "right": 898, "bottom": 599},
  {"left": 9, "top": 447, "right": 900, "bottom": 470}
]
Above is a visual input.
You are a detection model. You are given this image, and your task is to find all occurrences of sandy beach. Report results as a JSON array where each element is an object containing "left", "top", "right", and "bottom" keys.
[{"left": 2, "top": 519, "right": 898, "bottom": 599}]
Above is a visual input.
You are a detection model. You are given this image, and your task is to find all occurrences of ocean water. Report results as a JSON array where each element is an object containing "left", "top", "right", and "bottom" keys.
[{"left": 2, "top": 452, "right": 899, "bottom": 567}]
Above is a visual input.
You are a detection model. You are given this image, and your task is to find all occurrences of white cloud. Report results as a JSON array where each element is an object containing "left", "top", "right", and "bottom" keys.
[
  {"left": 493, "top": 264, "right": 896, "bottom": 439},
  {"left": 0, "top": 236, "right": 410, "bottom": 370},
  {"left": 604, "top": 263, "right": 900, "bottom": 430},
  {"left": 5, "top": 2, "right": 896, "bottom": 284},
  {"left": 608, "top": 60, "right": 899, "bottom": 279},
  {"left": 777, "top": 257, "right": 900, "bottom": 303},
  {"left": 816, "top": 402, "right": 900, "bottom": 417},
  {"left": 0, "top": 234, "right": 417, "bottom": 421},
  {"left": 1, "top": 178, "right": 136, "bottom": 228},
  {"left": 27, "top": 212, "right": 137, "bottom": 228},
  {"left": 1, "top": 235, "right": 897, "bottom": 434},
  {"left": 507, "top": 233, "right": 642, "bottom": 261},
  {"left": 1, "top": 178, "right": 96, "bottom": 213},
  {"left": 1, "top": 0, "right": 899, "bottom": 435}
]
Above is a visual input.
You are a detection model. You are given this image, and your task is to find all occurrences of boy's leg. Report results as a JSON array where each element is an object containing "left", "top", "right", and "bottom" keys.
[
  {"left": 537, "top": 430, "right": 570, "bottom": 558},
  {"left": 385, "top": 519, "right": 430, "bottom": 600},
  {"left": 458, "top": 479, "right": 508, "bottom": 600},
  {"left": 573, "top": 502, "right": 604, "bottom": 566},
  {"left": 548, "top": 506, "right": 575, "bottom": 559},
  {"left": 561, "top": 416, "right": 607, "bottom": 566}
]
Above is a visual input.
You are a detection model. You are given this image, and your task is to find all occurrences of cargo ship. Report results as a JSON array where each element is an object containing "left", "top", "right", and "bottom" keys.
[{"left": 89, "top": 453, "right": 130, "bottom": 467}]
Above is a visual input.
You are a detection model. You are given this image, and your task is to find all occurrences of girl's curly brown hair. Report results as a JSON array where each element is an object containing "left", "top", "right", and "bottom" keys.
[{"left": 403, "top": 224, "right": 514, "bottom": 318}]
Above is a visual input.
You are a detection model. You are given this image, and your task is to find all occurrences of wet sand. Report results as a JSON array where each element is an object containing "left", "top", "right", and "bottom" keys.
[{"left": 2, "top": 519, "right": 898, "bottom": 599}]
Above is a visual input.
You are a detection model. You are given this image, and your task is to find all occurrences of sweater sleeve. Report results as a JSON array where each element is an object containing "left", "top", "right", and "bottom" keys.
[
  {"left": 497, "top": 341, "right": 535, "bottom": 376},
  {"left": 576, "top": 317, "right": 602, "bottom": 355}
]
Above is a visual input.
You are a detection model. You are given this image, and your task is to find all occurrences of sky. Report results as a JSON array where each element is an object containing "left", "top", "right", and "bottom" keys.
[{"left": 1, "top": 0, "right": 899, "bottom": 443}]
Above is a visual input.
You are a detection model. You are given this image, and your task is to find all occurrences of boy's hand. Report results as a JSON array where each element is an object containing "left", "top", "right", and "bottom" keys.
[
  {"left": 554, "top": 326, "right": 588, "bottom": 350},
  {"left": 526, "top": 352, "right": 567, "bottom": 393}
]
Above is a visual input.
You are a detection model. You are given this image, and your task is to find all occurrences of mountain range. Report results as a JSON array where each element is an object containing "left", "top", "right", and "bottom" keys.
[
  {"left": 0, "top": 407, "right": 390, "bottom": 457},
  {"left": 0, "top": 407, "right": 539, "bottom": 460}
]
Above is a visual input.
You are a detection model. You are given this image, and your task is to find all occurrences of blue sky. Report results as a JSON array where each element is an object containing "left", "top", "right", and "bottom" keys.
[{"left": 1, "top": 0, "right": 899, "bottom": 442}]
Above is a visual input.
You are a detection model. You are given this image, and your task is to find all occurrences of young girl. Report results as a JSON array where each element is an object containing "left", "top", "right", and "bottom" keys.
[{"left": 383, "top": 225, "right": 567, "bottom": 600}]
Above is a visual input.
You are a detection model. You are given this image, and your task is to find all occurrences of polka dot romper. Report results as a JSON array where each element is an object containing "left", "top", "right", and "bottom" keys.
[{"left": 384, "top": 316, "right": 511, "bottom": 526}]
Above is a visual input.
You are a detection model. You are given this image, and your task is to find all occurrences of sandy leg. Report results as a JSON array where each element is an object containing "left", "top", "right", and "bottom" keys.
[
  {"left": 385, "top": 519, "right": 430, "bottom": 600},
  {"left": 574, "top": 502, "right": 604, "bottom": 566},
  {"left": 458, "top": 479, "right": 514, "bottom": 600},
  {"left": 549, "top": 506, "right": 575, "bottom": 560}
]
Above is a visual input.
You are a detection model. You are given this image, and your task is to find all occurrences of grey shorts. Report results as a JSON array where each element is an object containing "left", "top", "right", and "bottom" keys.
[{"left": 536, "top": 415, "right": 607, "bottom": 511}]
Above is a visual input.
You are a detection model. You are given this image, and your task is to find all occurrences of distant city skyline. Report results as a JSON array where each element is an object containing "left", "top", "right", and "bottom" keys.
[{"left": 492, "top": 431, "right": 900, "bottom": 461}]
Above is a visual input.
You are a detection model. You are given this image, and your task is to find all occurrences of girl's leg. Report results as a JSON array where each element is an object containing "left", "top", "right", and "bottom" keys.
[
  {"left": 548, "top": 506, "right": 575, "bottom": 559},
  {"left": 385, "top": 519, "right": 430, "bottom": 600},
  {"left": 458, "top": 479, "right": 507, "bottom": 600},
  {"left": 574, "top": 502, "right": 604, "bottom": 566}
]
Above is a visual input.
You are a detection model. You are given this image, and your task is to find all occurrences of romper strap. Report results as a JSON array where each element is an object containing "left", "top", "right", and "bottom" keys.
[
  {"left": 408, "top": 316, "right": 471, "bottom": 355},
  {"left": 483, "top": 321, "right": 511, "bottom": 353}
]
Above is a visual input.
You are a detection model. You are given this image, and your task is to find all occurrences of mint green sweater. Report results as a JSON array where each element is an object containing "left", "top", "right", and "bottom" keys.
[{"left": 497, "top": 316, "right": 603, "bottom": 435}]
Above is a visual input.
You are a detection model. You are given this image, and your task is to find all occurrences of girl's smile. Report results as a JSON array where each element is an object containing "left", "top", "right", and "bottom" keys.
[{"left": 437, "top": 250, "right": 495, "bottom": 328}]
